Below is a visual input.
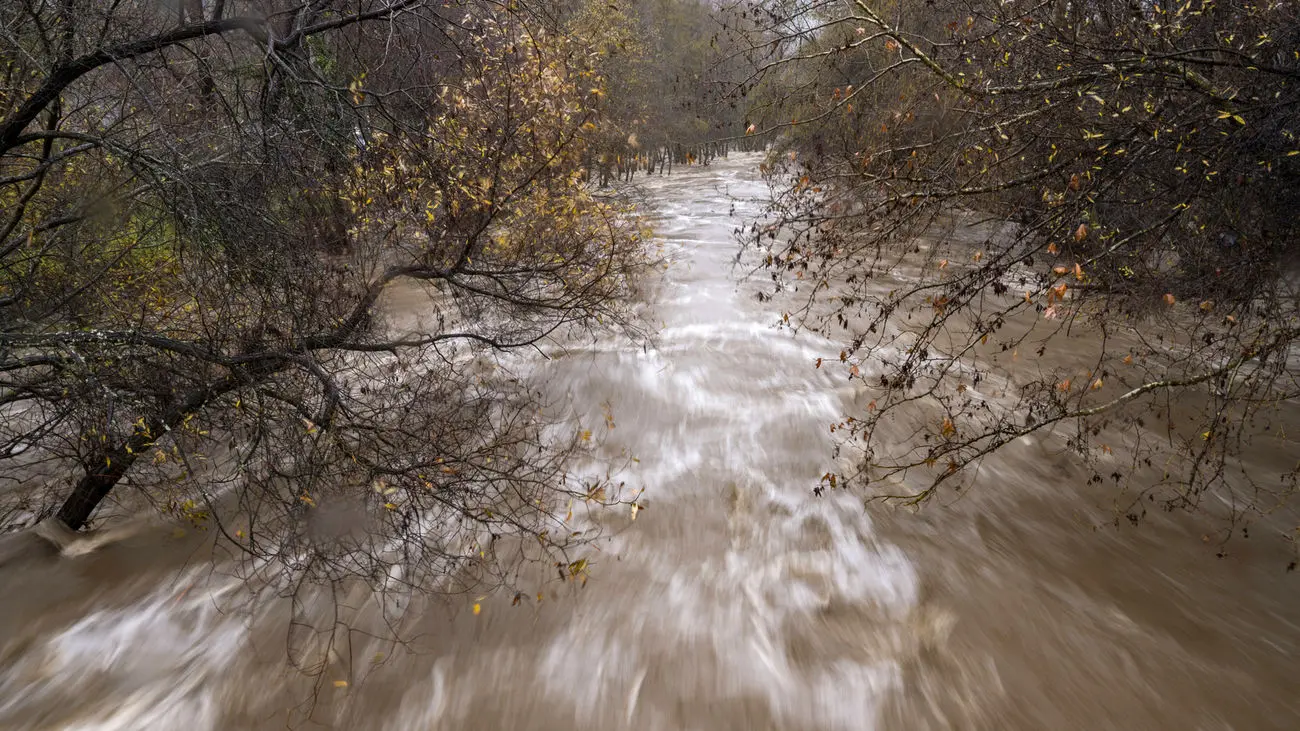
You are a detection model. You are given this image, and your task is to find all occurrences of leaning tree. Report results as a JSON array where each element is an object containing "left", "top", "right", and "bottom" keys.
[
  {"left": 0, "top": 0, "right": 647, "bottom": 604},
  {"left": 736, "top": 0, "right": 1300, "bottom": 551}
]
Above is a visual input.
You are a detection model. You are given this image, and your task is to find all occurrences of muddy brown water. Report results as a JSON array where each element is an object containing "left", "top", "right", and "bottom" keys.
[{"left": 0, "top": 154, "right": 1296, "bottom": 730}]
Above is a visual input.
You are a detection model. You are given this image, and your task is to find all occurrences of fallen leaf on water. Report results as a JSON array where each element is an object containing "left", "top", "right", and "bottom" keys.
[
  {"left": 333, "top": 680, "right": 349, "bottom": 688},
  {"left": 1163, "top": 293, "right": 1176, "bottom": 306}
]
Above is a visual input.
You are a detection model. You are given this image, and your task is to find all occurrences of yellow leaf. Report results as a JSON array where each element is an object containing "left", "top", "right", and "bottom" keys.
[
  {"left": 1091, "top": 378, "right": 1103, "bottom": 390},
  {"left": 472, "top": 603, "right": 481, "bottom": 615},
  {"left": 333, "top": 680, "right": 348, "bottom": 688},
  {"left": 630, "top": 503, "right": 640, "bottom": 521}
]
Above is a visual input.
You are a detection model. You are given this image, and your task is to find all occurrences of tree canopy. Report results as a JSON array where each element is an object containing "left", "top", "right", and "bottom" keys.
[
  {"left": 738, "top": 0, "right": 1300, "bottom": 550},
  {"left": 0, "top": 0, "right": 658, "bottom": 602}
]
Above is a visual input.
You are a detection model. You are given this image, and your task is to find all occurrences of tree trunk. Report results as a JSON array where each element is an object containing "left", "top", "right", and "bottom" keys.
[
  {"left": 57, "top": 449, "right": 138, "bottom": 530},
  {"left": 55, "top": 376, "right": 243, "bottom": 530}
]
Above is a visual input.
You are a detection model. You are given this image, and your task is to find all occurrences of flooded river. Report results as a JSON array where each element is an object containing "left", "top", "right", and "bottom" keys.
[{"left": 0, "top": 154, "right": 1296, "bottom": 730}]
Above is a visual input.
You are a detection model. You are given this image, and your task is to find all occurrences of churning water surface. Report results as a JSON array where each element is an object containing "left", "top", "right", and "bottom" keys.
[{"left": 0, "top": 154, "right": 1296, "bottom": 731}]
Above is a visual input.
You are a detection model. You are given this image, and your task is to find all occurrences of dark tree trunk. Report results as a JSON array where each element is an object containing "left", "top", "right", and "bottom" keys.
[
  {"left": 55, "top": 376, "right": 243, "bottom": 531},
  {"left": 57, "top": 449, "right": 138, "bottom": 530}
]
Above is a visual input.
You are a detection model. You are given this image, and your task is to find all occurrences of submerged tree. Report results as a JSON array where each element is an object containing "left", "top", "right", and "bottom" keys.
[
  {"left": 740, "top": 0, "right": 1300, "bottom": 551},
  {"left": 0, "top": 1, "right": 645, "bottom": 597}
]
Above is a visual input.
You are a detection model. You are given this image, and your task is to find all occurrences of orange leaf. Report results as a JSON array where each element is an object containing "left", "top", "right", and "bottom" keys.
[
  {"left": 1068, "top": 173, "right": 1081, "bottom": 191},
  {"left": 938, "top": 259, "right": 949, "bottom": 269},
  {"left": 1091, "top": 378, "right": 1103, "bottom": 390},
  {"left": 815, "top": 357, "right": 823, "bottom": 369},
  {"left": 1122, "top": 354, "right": 1133, "bottom": 365},
  {"left": 1059, "top": 379, "right": 1072, "bottom": 391},
  {"left": 1047, "top": 242, "right": 1060, "bottom": 255},
  {"left": 849, "top": 364, "right": 860, "bottom": 377},
  {"left": 1074, "top": 224, "right": 1088, "bottom": 242},
  {"left": 1199, "top": 300, "right": 1214, "bottom": 311},
  {"left": 868, "top": 400, "right": 877, "bottom": 411},
  {"left": 1163, "top": 293, "right": 1176, "bottom": 306},
  {"left": 1073, "top": 263, "right": 1084, "bottom": 281},
  {"left": 941, "top": 418, "right": 956, "bottom": 437}
]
